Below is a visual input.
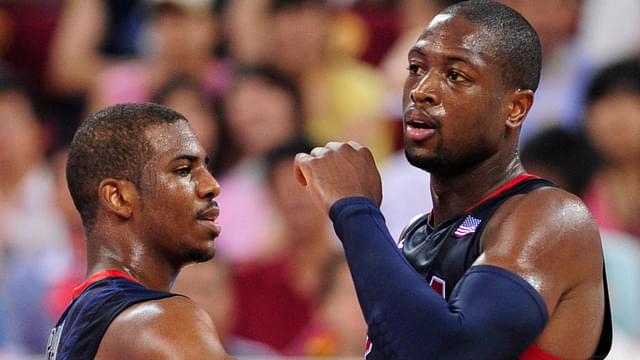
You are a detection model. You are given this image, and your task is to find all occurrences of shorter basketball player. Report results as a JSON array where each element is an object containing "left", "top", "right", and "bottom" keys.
[{"left": 46, "top": 103, "right": 232, "bottom": 359}]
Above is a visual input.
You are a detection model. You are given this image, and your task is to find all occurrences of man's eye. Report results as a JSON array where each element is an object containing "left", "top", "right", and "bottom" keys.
[
  {"left": 176, "top": 167, "right": 191, "bottom": 176},
  {"left": 407, "top": 64, "right": 421, "bottom": 75},
  {"left": 447, "top": 70, "right": 465, "bottom": 81}
]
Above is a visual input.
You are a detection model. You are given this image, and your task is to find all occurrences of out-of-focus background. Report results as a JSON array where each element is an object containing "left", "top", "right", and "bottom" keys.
[{"left": 0, "top": 0, "right": 638, "bottom": 359}]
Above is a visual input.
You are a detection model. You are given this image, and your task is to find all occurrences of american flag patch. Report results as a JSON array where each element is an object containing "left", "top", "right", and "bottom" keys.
[{"left": 453, "top": 215, "right": 481, "bottom": 238}]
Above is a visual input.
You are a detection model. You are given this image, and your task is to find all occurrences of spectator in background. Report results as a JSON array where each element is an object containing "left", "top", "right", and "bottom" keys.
[
  {"left": 580, "top": 58, "right": 640, "bottom": 356},
  {"left": 47, "top": 0, "right": 145, "bottom": 97},
  {"left": 45, "top": 0, "right": 147, "bottom": 146},
  {"left": 232, "top": 138, "right": 340, "bottom": 352},
  {"left": 215, "top": 64, "right": 305, "bottom": 263},
  {"left": 173, "top": 259, "right": 278, "bottom": 356},
  {"left": 220, "top": 0, "right": 272, "bottom": 65},
  {"left": 287, "top": 254, "right": 367, "bottom": 357},
  {"left": 266, "top": 0, "right": 392, "bottom": 161},
  {"left": 502, "top": 0, "right": 595, "bottom": 143},
  {"left": 582, "top": 58, "right": 640, "bottom": 238},
  {"left": 0, "top": 75, "right": 69, "bottom": 355},
  {"left": 520, "top": 127, "right": 600, "bottom": 196},
  {"left": 88, "top": 0, "right": 231, "bottom": 112}
]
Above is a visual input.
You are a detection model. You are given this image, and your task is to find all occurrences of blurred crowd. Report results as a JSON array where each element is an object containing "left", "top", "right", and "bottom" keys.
[{"left": 0, "top": 0, "right": 638, "bottom": 358}]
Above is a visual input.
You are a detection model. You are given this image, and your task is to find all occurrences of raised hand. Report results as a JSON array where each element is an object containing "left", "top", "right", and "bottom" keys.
[{"left": 293, "top": 141, "right": 382, "bottom": 214}]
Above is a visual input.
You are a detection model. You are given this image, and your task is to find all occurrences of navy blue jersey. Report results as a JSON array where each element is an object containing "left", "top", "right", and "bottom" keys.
[
  {"left": 46, "top": 270, "right": 176, "bottom": 360},
  {"left": 401, "top": 174, "right": 553, "bottom": 299},
  {"left": 359, "top": 174, "right": 611, "bottom": 359}
]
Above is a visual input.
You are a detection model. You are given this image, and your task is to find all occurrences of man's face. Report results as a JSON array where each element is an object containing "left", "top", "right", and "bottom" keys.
[
  {"left": 402, "top": 15, "right": 510, "bottom": 176},
  {"left": 136, "top": 120, "right": 221, "bottom": 266},
  {"left": 225, "top": 77, "right": 298, "bottom": 156}
]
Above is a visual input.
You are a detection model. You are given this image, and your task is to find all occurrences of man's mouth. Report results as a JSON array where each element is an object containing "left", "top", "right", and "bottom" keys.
[
  {"left": 405, "top": 113, "right": 438, "bottom": 141},
  {"left": 197, "top": 204, "right": 221, "bottom": 236}
]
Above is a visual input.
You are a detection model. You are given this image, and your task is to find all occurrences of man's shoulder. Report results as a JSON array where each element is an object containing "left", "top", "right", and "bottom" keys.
[
  {"left": 502, "top": 186, "right": 598, "bottom": 236},
  {"left": 97, "top": 296, "right": 228, "bottom": 359},
  {"left": 483, "top": 186, "right": 602, "bottom": 267}
]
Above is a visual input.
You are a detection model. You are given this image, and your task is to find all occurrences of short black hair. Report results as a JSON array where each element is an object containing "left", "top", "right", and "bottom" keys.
[
  {"left": 521, "top": 127, "right": 600, "bottom": 195},
  {"left": 441, "top": 0, "right": 542, "bottom": 92},
  {"left": 67, "top": 103, "right": 187, "bottom": 230},
  {"left": 586, "top": 58, "right": 640, "bottom": 105}
]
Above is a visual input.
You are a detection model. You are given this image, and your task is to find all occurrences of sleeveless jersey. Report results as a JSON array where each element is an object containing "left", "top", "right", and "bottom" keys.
[
  {"left": 46, "top": 270, "right": 177, "bottom": 360},
  {"left": 366, "top": 174, "right": 612, "bottom": 359}
]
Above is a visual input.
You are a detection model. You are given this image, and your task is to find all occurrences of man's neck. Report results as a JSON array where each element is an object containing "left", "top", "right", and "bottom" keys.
[
  {"left": 85, "top": 232, "right": 178, "bottom": 292},
  {"left": 429, "top": 155, "right": 525, "bottom": 225}
]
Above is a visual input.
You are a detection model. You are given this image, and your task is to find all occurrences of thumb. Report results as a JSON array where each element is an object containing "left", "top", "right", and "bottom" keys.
[{"left": 293, "top": 153, "right": 311, "bottom": 186}]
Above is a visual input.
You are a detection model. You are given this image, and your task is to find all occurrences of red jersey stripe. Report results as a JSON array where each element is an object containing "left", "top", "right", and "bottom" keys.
[
  {"left": 465, "top": 173, "right": 541, "bottom": 212},
  {"left": 71, "top": 269, "right": 138, "bottom": 300}
]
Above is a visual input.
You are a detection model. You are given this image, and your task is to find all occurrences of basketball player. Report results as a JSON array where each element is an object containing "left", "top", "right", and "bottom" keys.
[
  {"left": 294, "top": 1, "right": 612, "bottom": 359},
  {"left": 46, "top": 103, "right": 232, "bottom": 359}
]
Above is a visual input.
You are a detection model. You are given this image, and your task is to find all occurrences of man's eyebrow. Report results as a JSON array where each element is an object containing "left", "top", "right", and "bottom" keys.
[
  {"left": 444, "top": 54, "right": 474, "bottom": 65},
  {"left": 170, "top": 154, "right": 200, "bottom": 163},
  {"left": 409, "top": 47, "right": 426, "bottom": 56}
]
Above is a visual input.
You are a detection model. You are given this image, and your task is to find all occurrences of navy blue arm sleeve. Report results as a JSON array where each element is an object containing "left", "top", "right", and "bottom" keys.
[{"left": 330, "top": 197, "right": 549, "bottom": 360}]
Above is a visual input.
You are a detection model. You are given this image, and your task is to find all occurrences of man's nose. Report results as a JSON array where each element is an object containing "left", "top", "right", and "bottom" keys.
[
  {"left": 410, "top": 72, "right": 441, "bottom": 106},
  {"left": 198, "top": 169, "right": 221, "bottom": 200}
]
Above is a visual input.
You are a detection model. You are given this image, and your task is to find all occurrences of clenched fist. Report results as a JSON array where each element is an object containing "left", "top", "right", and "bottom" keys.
[{"left": 293, "top": 141, "right": 382, "bottom": 214}]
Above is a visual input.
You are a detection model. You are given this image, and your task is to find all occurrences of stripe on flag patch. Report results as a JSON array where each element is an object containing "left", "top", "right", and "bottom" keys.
[{"left": 453, "top": 215, "right": 481, "bottom": 238}]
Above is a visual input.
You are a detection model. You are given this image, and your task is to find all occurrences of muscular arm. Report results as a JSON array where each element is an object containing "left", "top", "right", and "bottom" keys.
[
  {"left": 477, "top": 188, "right": 605, "bottom": 358},
  {"left": 331, "top": 197, "right": 548, "bottom": 359},
  {"left": 95, "top": 296, "right": 233, "bottom": 360}
]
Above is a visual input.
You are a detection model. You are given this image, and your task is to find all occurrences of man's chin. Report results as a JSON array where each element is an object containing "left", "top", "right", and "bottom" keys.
[
  {"left": 405, "top": 149, "right": 440, "bottom": 173},
  {"left": 186, "top": 246, "right": 216, "bottom": 264}
]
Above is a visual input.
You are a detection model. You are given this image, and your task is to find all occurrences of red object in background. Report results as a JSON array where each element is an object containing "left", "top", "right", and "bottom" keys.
[
  {"left": 1, "top": 3, "right": 61, "bottom": 89},
  {"left": 231, "top": 259, "right": 314, "bottom": 352},
  {"left": 351, "top": 3, "right": 400, "bottom": 66}
]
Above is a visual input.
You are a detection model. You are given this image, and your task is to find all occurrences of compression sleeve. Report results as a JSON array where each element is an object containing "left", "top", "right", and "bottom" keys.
[{"left": 330, "top": 197, "right": 549, "bottom": 359}]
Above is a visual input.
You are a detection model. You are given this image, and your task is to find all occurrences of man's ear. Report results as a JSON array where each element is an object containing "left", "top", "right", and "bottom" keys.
[
  {"left": 98, "top": 179, "right": 138, "bottom": 220},
  {"left": 505, "top": 89, "right": 534, "bottom": 129}
]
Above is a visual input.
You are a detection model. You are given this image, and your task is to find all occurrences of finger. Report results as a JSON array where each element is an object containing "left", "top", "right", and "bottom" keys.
[
  {"left": 346, "top": 140, "right": 364, "bottom": 150},
  {"left": 310, "top": 146, "right": 329, "bottom": 157},
  {"left": 293, "top": 153, "right": 311, "bottom": 186},
  {"left": 324, "top": 141, "right": 345, "bottom": 151}
]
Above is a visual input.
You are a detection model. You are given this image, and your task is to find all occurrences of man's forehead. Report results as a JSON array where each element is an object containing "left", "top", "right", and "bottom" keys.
[
  {"left": 145, "top": 120, "right": 203, "bottom": 157},
  {"left": 415, "top": 13, "right": 494, "bottom": 60}
]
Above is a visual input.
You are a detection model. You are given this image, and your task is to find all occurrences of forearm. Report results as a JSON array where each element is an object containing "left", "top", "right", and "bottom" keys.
[{"left": 330, "top": 197, "right": 548, "bottom": 358}]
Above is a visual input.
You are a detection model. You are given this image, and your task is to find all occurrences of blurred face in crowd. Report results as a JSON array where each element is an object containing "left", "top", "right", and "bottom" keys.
[
  {"left": 270, "top": 4, "right": 329, "bottom": 75},
  {"left": 500, "top": 0, "right": 582, "bottom": 55},
  {"left": 225, "top": 77, "right": 298, "bottom": 157},
  {"left": 0, "top": 91, "right": 41, "bottom": 175},
  {"left": 149, "top": 4, "right": 217, "bottom": 61},
  {"left": 586, "top": 90, "right": 640, "bottom": 165},
  {"left": 160, "top": 86, "right": 219, "bottom": 154},
  {"left": 270, "top": 157, "right": 325, "bottom": 237}
]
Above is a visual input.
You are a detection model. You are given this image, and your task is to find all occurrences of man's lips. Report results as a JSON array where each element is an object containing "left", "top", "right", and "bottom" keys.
[
  {"left": 404, "top": 112, "right": 439, "bottom": 142},
  {"left": 197, "top": 204, "right": 221, "bottom": 236}
]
